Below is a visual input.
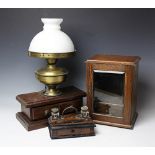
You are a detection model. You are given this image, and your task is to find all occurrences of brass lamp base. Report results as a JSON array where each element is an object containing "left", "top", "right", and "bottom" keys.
[
  {"left": 44, "top": 85, "right": 61, "bottom": 96},
  {"left": 35, "top": 58, "right": 68, "bottom": 96},
  {"left": 29, "top": 51, "right": 74, "bottom": 97}
]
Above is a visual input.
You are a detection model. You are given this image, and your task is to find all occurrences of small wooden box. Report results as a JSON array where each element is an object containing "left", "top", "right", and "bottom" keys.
[
  {"left": 16, "top": 86, "right": 86, "bottom": 131},
  {"left": 48, "top": 113, "right": 96, "bottom": 139},
  {"left": 86, "top": 54, "right": 141, "bottom": 129}
]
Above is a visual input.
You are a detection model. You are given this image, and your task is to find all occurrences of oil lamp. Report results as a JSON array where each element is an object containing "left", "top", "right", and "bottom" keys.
[{"left": 28, "top": 18, "right": 75, "bottom": 96}]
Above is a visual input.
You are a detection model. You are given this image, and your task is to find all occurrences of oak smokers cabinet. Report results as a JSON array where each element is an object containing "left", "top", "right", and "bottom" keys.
[{"left": 86, "top": 55, "right": 141, "bottom": 129}]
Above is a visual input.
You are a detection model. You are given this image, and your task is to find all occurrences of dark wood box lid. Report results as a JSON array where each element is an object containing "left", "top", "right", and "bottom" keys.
[
  {"left": 86, "top": 54, "right": 141, "bottom": 65},
  {"left": 48, "top": 113, "right": 95, "bottom": 130},
  {"left": 16, "top": 86, "right": 86, "bottom": 108}
]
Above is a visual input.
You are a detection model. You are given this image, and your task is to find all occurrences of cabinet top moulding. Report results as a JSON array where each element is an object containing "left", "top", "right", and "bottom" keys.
[{"left": 86, "top": 54, "right": 141, "bottom": 66}]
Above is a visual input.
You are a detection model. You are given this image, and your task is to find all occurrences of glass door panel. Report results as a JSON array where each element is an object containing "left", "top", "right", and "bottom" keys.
[{"left": 93, "top": 70, "right": 125, "bottom": 117}]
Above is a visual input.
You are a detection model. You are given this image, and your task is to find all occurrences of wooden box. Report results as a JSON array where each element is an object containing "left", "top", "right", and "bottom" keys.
[
  {"left": 86, "top": 54, "right": 141, "bottom": 129},
  {"left": 48, "top": 113, "right": 95, "bottom": 139},
  {"left": 16, "top": 86, "right": 86, "bottom": 131}
]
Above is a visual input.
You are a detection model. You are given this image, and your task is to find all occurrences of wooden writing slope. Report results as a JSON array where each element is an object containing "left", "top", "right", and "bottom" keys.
[{"left": 16, "top": 86, "right": 86, "bottom": 131}]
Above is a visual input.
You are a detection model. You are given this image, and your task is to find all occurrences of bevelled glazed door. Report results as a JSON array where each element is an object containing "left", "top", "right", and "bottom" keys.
[{"left": 87, "top": 62, "right": 133, "bottom": 126}]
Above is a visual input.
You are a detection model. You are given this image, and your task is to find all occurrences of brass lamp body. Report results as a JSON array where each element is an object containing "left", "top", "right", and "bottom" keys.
[{"left": 29, "top": 51, "right": 74, "bottom": 96}]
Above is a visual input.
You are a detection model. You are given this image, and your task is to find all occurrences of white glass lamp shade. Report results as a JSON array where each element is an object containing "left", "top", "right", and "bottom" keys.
[{"left": 28, "top": 18, "right": 75, "bottom": 53}]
